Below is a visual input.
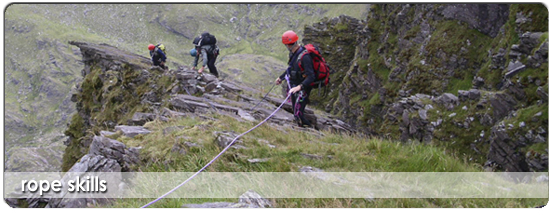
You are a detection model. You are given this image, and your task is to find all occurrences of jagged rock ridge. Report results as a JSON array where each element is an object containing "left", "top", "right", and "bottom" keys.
[{"left": 303, "top": 4, "right": 547, "bottom": 172}]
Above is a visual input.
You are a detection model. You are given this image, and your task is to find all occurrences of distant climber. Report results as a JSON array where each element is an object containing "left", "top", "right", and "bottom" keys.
[
  {"left": 275, "top": 30, "right": 315, "bottom": 128},
  {"left": 148, "top": 44, "right": 167, "bottom": 69},
  {"left": 192, "top": 32, "right": 219, "bottom": 77}
]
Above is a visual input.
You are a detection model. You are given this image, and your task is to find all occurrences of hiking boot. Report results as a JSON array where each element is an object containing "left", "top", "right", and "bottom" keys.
[
  {"left": 302, "top": 123, "right": 318, "bottom": 130},
  {"left": 294, "top": 116, "right": 303, "bottom": 127}
]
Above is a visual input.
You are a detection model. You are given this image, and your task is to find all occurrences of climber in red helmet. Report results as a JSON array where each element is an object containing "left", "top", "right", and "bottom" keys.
[
  {"left": 275, "top": 30, "right": 316, "bottom": 128},
  {"left": 148, "top": 44, "right": 167, "bottom": 69}
]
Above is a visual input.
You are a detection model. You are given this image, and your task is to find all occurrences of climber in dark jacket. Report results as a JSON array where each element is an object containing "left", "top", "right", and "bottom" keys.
[
  {"left": 275, "top": 30, "right": 316, "bottom": 128},
  {"left": 192, "top": 32, "right": 219, "bottom": 77},
  {"left": 148, "top": 44, "right": 167, "bottom": 69}
]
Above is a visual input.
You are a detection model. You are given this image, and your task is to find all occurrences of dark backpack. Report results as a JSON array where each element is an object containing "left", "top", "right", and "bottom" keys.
[
  {"left": 192, "top": 37, "right": 200, "bottom": 45},
  {"left": 199, "top": 33, "right": 217, "bottom": 46},
  {"left": 297, "top": 44, "right": 331, "bottom": 88}
]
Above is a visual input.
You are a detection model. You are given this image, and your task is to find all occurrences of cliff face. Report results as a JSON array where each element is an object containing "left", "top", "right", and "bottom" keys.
[{"left": 304, "top": 4, "right": 548, "bottom": 172}]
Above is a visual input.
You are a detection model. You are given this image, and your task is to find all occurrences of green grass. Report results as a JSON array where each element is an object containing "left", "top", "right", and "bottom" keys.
[
  {"left": 517, "top": 4, "right": 548, "bottom": 32},
  {"left": 100, "top": 115, "right": 546, "bottom": 208},
  {"left": 4, "top": 4, "right": 369, "bottom": 154},
  {"left": 122, "top": 114, "right": 482, "bottom": 173},
  {"left": 107, "top": 197, "right": 546, "bottom": 208}
]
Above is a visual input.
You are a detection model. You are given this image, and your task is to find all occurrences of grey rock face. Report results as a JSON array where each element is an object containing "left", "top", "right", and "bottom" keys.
[
  {"left": 526, "top": 152, "right": 548, "bottom": 172},
  {"left": 89, "top": 136, "right": 126, "bottom": 163},
  {"left": 504, "top": 61, "right": 526, "bottom": 79},
  {"left": 46, "top": 154, "right": 122, "bottom": 208},
  {"left": 487, "top": 129, "right": 531, "bottom": 172},
  {"left": 44, "top": 135, "right": 140, "bottom": 208},
  {"left": 200, "top": 73, "right": 218, "bottom": 83},
  {"left": 489, "top": 93, "right": 517, "bottom": 121},
  {"left": 518, "top": 32, "right": 544, "bottom": 54},
  {"left": 440, "top": 4, "right": 509, "bottom": 38},
  {"left": 114, "top": 125, "right": 152, "bottom": 138},
  {"left": 434, "top": 93, "right": 459, "bottom": 110},
  {"left": 129, "top": 112, "right": 157, "bottom": 126},
  {"left": 491, "top": 48, "right": 507, "bottom": 69},
  {"left": 89, "top": 135, "right": 140, "bottom": 171},
  {"left": 71, "top": 154, "right": 122, "bottom": 173},
  {"left": 527, "top": 41, "right": 548, "bottom": 68},
  {"left": 214, "top": 131, "right": 242, "bottom": 148},
  {"left": 238, "top": 190, "right": 272, "bottom": 208},
  {"left": 170, "top": 94, "right": 210, "bottom": 113},
  {"left": 219, "top": 82, "right": 242, "bottom": 93},
  {"left": 182, "top": 190, "right": 271, "bottom": 208},
  {"left": 459, "top": 89, "right": 482, "bottom": 101}
]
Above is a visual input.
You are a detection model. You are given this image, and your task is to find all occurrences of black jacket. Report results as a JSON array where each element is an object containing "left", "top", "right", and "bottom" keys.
[
  {"left": 150, "top": 48, "right": 166, "bottom": 63},
  {"left": 279, "top": 46, "right": 316, "bottom": 89}
]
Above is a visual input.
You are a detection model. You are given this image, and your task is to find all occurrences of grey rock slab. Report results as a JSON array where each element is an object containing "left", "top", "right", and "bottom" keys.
[
  {"left": 238, "top": 190, "right": 272, "bottom": 208},
  {"left": 115, "top": 125, "right": 152, "bottom": 138}
]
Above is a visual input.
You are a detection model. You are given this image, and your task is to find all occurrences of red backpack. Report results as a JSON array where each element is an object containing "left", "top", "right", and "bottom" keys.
[{"left": 297, "top": 44, "right": 331, "bottom": 88}]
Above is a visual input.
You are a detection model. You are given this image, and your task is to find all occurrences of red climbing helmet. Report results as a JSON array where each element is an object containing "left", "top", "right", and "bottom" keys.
[
  {"left": 148, "top": 44, "right": 155, "bottom": 51},
  {"left": 282, "top": 30, "right": 298, "bottom": 45}
]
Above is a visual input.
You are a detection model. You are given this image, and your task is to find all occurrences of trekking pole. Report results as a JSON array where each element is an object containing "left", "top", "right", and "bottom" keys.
[{"left": 250, "top": 83, "right": 277, "bottom": 112}]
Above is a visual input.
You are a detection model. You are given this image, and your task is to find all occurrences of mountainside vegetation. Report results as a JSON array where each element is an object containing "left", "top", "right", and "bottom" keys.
[
  {"left": 3, "top": 3, "right": 547, "bottom": 208},
  {"left": 4, "top": 4, "right": 368, "bottom": 171},
  {"left": 305, "top": 4, "right": 547, "bottom": 173}
]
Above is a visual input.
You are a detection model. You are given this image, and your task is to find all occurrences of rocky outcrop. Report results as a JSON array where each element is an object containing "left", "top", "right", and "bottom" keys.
[
  {"left": 40, "top": 39, "right": 359, "bottom": 208},
  {"left": 489, "top": 93, "right": 518, "bottom": 121},
  {"left": 304, "top": 4, "right": 547, "bottom": 173},
  {"left": 440, "top": 4, "right": 509, "bottom": 38},
  {"left": 487, "top": 128, "right": 530, "bottom": 172},
  {"left": 182, "top": 190, "right": 272, "bottom": 208},
  {"left": 114, "top": 126, "right": 152, "bottom": 138},
  {"left": 16, "top": 134, "right": 139, "bottom": 208},
  {"left": 385, "top": 94, "right": 435, "bottom": 142},
  {"left": 434, "top": 93, "right": 460, "bottom": 111}
]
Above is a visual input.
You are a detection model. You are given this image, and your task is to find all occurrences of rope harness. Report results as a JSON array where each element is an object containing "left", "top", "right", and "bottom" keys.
[
  {"left": 141, "top": 93, "right": 292, "bottom": 208},
  {"left": 284, "top": 70, "right": 305, "bottom": 125}
]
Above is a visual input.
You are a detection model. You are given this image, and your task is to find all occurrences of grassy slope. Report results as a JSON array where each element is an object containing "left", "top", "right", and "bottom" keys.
[
  {"left": 104, "top": 115, "right": 545, "bottom": 208},
  {"left": 6, "top": 4, "right": 546, "bottom": 208},
  {"left": 3, "top": 3, "right": 366, "bottom": 160}
]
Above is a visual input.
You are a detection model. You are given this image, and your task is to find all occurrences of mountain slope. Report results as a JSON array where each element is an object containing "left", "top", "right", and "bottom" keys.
[
  {"left": 8, "top": 40, "right": 546, "bottom": 208},
  {"left": 3, "top": 3, "right": 369, "bottom": 171}
]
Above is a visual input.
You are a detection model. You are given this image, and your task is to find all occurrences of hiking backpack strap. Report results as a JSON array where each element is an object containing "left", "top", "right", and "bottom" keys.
[{"left": 297, "top": 48, "right": 324, "bottom": 86}]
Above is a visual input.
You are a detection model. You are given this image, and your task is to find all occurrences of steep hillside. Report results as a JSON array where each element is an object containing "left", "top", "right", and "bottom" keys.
[
  {"left": 3, "top": 3, "right": 368, "bottom": 171},
  {"left": 303, "top": 4, "right": 548, "bottom": 172},
  {"left": 7, "top": 41, "right": 546, "bottom": 208},
  {"left": 4, "top": 3, "right": 546, "bottom": 208}
]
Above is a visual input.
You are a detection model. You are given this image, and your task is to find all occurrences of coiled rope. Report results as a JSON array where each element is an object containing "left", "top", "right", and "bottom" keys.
[{"left": 141, "top": 93, "right": 291, "bottom": 208}]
